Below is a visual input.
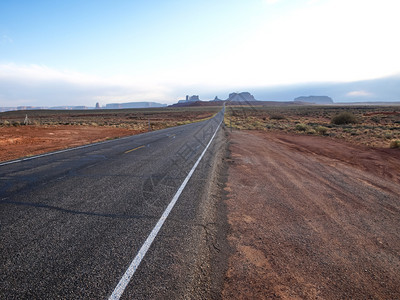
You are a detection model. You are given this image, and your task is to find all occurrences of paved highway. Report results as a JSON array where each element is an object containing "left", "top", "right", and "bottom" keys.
[{"left": 0, "top": 108, "right": 226, "bottom": 299}]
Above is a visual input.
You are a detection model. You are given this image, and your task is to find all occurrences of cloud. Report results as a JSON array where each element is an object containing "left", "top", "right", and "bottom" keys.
[
  {"left": 251, "top": 74, "right": 400, "bottom": 102},
  {"left": 0, "top": 63, "right": 173, "bottom": 107},
  {"left": 211, "top": 0, "right": 400, "bottom": 86},
  {"left": 346, "top": 90, "right": 373, "bottom": 97}
]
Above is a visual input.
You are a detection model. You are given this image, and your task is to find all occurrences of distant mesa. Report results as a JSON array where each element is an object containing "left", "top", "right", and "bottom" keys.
[
  {"left": 178, "top": 95, "right": 200, "bottom": 104},
  {"left": 0, "top": 102, "right": 167, "bottom": 112},
  {"left": 177, "top": 92, "right": 258, "bottom": 104},
  {"left": 227, "top": 92, "right": 257, "bottom": 102},
  {"left": 294, "top": 96, "right": 334, "bottom": 104},
  {"left": 105, "top": 102, "right": 167, "bottom": 109},
  {"left": 51, "top": 106, "right": 89, "bottom": 110},
  {"left": 172, "top": 92, "right": 258, "bottom": 107},
  {"left": 178, "top": 92, "right": 258, "bottom": 103}
]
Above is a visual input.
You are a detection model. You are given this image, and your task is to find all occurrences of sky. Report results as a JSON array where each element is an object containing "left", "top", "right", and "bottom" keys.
[{"left": 1, "top": 0, "right": 400, "bottom": 107}]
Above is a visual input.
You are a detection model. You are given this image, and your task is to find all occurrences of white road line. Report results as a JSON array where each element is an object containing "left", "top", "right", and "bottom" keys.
[{"left": 108, "top": 118, "right": 223, "bottom": 300}]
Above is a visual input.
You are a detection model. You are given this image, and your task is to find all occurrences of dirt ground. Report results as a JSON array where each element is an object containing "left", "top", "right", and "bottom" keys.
[
  {"left": 225, "top": 105, "right": 400, "bottom": 149},
  {"left": 222, "top": 130, "right": 400, "bottom": 299},
  {"left": 0, "top": 126, "right": 137, "bottom": 162},
  {"left": 0, "top": 108, "right": 218, "bottom": 162}
]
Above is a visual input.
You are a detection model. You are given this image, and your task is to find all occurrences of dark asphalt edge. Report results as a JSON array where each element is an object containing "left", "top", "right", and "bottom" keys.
[
  {"left": 189, "top": 125, "right": 232, "bottom": 299},
  {"left": 209, "top": 126, "right": 233, "bottom": 299}
]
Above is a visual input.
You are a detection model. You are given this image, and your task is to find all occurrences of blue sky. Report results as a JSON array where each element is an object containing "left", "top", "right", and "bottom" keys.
[{"left": 1, "top": 0, "right": 400, "bottom": 106}]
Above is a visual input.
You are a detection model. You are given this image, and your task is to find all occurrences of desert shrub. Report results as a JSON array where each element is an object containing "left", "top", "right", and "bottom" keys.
[
  {"left": 270, "top": 114, "right": 285, "bottom": 120},
  {"left": 331, "top": 112, "right": 357, "bottom": 125},
  {"left": 390, "top": 140, "right": 400, "bottom": 148},
  {"left": 252, "top": 120, "right": 262, "bottom": 128},
  {"left": 316, "top": 126, "right": 328, "bottom": 135},
  {"left": 306, "top": 128, "right": 316, "bottom": 135},
  {"left": 384, "top": 132, "right": 393, "bottom": 139},
  {"left": 0, "top": 120, "right": 10, "bottom": 126},
  {"left": 295, "top": 123, "right": 308, "bottom": 131},
  {"left": 371, "top": 116, "right": 381, "bottom": 123},
  {"left": 12, "top": 121, "right": 21, "bottom": 127}
]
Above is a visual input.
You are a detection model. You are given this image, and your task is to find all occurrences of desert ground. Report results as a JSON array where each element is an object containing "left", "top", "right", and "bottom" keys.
[
  {"left": 221, "top": 104, "right": 400, "bottom": 299},
  {"left": 0, "top": 107, "right": 219, "bottom": 162},
  {"left": 2, "top": 104, "right": 399, "bottom": 298},
  {"left": 225, "top": 105, "right": 400, "bottom": 148},
  {"left": 222, "top": 129, "right": 400, "bottom": 299}
]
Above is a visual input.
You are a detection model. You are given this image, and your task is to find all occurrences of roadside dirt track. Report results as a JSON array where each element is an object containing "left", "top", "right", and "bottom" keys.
[{"left": 223, "top": 130, "right": 400, "bottom": 299}]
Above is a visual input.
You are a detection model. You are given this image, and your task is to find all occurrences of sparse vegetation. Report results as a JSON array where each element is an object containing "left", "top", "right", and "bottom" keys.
[
  {"left": 0, "top": 106, "right": 221, "bottom": 162},
  {"left": 0, "top": 107, "right": 220, "bottom": 130},
  {"left": 224, "top": 104, "right": 400, "bottom": 148}
]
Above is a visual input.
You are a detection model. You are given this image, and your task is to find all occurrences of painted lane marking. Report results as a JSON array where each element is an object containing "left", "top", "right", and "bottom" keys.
[
  {"left": 108, "top": 118, "right": 223, "bottom": 300},
  {"left": 124, "top": 145, "right": 145, "bottom": 154}
]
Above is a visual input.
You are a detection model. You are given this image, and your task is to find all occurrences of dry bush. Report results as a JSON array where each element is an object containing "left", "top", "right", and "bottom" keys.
[
  {"left": 331, "top": 112, "right": 357, "bottom": 125},
  {"left": 316, "top": 126, "right": 328, "bottom": 135},
  {"left": 390, "top": 140, "right": 400, "bottom": 148},
  {"left": 295, "top": 123, "right": 308, "bottom": 131},
  {"left": 270, "top": 114, "right": 285, "bottom": 120},
  {"left": 0, "top": 120, "right": 10, "bottom": 126}
]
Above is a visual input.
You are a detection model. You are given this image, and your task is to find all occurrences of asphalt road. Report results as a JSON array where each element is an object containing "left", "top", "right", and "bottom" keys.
[{"left": 0, "top": 108, "right": 226, "bottom": 299}]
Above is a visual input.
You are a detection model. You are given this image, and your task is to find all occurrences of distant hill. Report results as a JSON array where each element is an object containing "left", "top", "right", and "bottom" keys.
[
  {"left": 294, "top": 96, "right": 334, "bottom": 104},
  {"left": 227, "top": 92, "right": 257, "bottom": 102},
  {"left": 169, "top": 100, "right": 308, "bottom": 108},
  {"left": 105, "top": 102, "right": 167, "bottom": 109},
  {"left": 169, "top": 100, "right": 223, "bottom": 107},
  {"left": 0, "top": 102, "right": 167, "bottom": 112}
]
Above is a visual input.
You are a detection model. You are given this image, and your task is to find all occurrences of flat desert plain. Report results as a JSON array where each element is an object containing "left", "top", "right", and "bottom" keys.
[{"left": 0, "top": 108, "right": 218, "bottom": 162}]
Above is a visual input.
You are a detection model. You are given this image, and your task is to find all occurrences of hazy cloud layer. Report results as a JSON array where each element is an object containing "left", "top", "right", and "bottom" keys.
[
  {"left": 1, "top": 63, "right": 399, "bottom": 107},
  {"left": 0, "top": 64, "right": 172, "bottom": 107},
  {"left": 250, "top": 75, "right": 400, "bottom": 102}
]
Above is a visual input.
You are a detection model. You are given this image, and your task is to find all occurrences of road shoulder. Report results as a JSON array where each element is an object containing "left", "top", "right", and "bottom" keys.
[{"left": 222, "top": 130, "right": 400, "bottom": 299}]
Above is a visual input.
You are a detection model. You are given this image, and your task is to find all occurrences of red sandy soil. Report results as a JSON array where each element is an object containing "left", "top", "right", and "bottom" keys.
[
  {"left": 0, "top": 125, "right": 138, "bottom": 162},
  {"left": 223, "top": 130, "right": 400, "bottom": 299}
]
